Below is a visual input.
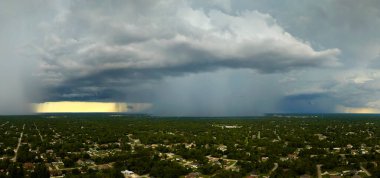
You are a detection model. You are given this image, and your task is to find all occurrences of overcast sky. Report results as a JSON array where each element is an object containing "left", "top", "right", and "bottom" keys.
[{"left": 1, "top": 0, "right": 380, "bottom": 115}]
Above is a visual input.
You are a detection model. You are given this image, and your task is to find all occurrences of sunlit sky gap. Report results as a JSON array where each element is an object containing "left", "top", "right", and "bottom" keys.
[
  {"left": 34, "top": 102, "right": 128, "bottom": 113},
  {"left": 34, "top": 102, "right": 152, "bottom": 113}
]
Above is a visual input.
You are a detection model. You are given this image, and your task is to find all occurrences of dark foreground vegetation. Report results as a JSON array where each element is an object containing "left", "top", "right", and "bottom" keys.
[{"left": 1, "top": 114, "right": 380, "bottom": 177}]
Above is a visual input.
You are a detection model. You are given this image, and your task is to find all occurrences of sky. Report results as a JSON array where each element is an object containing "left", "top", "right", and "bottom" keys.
[{"left": 1, "top": 0, "right": 380, "bottom": 115}]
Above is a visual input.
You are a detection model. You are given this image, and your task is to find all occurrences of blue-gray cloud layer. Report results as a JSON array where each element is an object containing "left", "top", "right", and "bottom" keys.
[{"left": 1, "top": 0, "right": 380, "bottom": 115}]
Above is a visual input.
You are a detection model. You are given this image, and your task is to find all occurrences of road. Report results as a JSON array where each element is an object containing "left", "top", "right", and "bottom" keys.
[
  {"left": 1, "top": 121, "right": 9, "bottom": 127},
  {"left": 372, "top": 161, "right": 378, "bottom": 167},
  {"left": 360, "top": 163, "right": 372, "bottom": 177},
  {"left": 58, "top": 162, "right": 114, "bottom": 171},
  {"left": 11, "top": 124, "right": 25, "bottom": 162},
  {"left": 206, "top": 156, "right": 239, "bottom": 170},
  {"left": 225, "top": 160, "right": 238, "bottom": 170},
  {"left": 268, "top": 163, "right": 278, "bottom": 176},
  {"left": 34, "top": 122, "right": 44, "bottom": 142},
  {"left": 316, "top": 164, "right": 322, "bottom": 178}
]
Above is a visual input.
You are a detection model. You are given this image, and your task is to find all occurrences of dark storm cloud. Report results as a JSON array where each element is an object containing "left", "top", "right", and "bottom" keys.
[
  {"left": 35, "top": 0, "right": 340, "bottom": 102},
  {"left": 5, "top": 0, "right": 380, "bottom": 115},
  {"left": 228, "top": 0, "right": 380, "bottom": 114},
  {"left": 279, "top": 92, "right": 337, "bottom": 113}
]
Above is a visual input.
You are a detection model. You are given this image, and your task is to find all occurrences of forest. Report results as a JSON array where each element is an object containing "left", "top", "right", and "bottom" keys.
[{"left": 0, "top": 114, "right": 380, "bottom": 177}]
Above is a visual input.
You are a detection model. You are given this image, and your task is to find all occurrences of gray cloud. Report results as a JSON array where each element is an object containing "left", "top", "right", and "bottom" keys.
[
  {"left": 35, "top": 0, "right": 340, "bottom": 104},
  {"left": 0, "top": 0, "right": 54, "bottom": 114},
  {"left": 234, "top": 0, "right": 380, "bottom": 66},
  {"left": 149, "top": 69, "right": 282, "bottom": 116},
  {"left": 4, "top": 0, "right": 380, "bottom": 115},
  {"left": 278, "top": 92, "right": 337, "bottom": 113}
]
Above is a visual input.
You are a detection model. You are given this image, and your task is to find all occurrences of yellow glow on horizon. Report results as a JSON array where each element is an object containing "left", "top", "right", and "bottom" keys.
[
  {"left": 34, "top": 101, "right": 128, "bottom": 113},
  {"left": 338, "top": 106, "right": 380, "bottom": 114},
  {"left": 345, "top": 108, "right": 379, "bottom": 114}
]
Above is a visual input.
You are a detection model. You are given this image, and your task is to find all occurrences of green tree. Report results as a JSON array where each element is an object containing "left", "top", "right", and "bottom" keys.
[{"left": 31, "top": 163, "right": 50, "bottom": 178}]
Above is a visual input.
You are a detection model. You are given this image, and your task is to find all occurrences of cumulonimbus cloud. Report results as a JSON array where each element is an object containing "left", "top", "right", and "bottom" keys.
[{"left": 36, "top": 0, "right": 340, "bottom": 101}]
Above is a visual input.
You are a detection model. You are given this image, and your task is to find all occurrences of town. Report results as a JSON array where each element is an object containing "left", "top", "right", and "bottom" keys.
[{"left": 1, "top": 114, "right": 380, "bottom": 178}]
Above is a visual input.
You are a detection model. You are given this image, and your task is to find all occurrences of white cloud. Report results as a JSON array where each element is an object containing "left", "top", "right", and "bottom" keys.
[{"left": 352, "top": 76, "right": 373, "bottom": 84}]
